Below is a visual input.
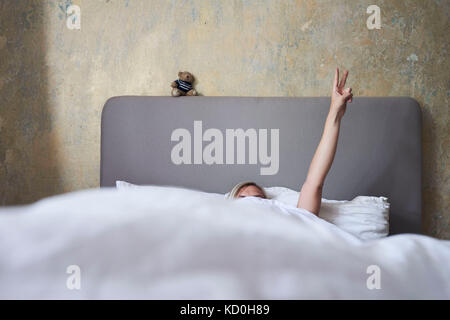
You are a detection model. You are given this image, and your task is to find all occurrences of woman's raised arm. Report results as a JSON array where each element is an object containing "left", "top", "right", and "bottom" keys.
[{"left": 297, "top": 68, "right": 353, "bottom": 216}]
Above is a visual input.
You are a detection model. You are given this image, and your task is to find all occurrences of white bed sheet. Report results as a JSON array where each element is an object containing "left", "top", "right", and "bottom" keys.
[{"left": 0, "top": 186, "right": 448, "bottom": 299}]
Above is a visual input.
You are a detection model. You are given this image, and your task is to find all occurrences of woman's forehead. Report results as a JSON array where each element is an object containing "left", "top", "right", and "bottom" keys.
[{"left": 239, "top": 185, "right": 264, "bottom": 194}]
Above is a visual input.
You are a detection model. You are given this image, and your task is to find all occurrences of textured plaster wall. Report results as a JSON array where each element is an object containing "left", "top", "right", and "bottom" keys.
[{"left": 0, "top": 0, "right": 448, "bottom": 238}]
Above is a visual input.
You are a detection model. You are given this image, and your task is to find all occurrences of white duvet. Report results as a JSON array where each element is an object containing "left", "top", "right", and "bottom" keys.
[{"left": 0, "top": 186, "right": 449, "bottom": 299}]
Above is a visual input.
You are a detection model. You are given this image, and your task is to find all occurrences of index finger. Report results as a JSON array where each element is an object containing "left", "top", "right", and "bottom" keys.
[{"left": 339, "top": 70, "right": 349, "bottom": 90}]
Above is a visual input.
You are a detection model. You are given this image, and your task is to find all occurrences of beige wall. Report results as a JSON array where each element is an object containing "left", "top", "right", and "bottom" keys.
[{"left": 0, "top": 0, "right": 448, "bottom": 238}]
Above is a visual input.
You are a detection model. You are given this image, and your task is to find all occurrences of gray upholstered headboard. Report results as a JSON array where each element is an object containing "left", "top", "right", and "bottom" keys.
[{"left": 101, "top": 96, "right": 422, "bottom": 235}]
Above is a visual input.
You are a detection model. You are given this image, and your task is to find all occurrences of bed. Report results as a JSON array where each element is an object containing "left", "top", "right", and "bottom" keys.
[
  {"left": 101, "top": 96, "right": 422, "bottom": 235},
  {"left": 1, "top": 96, "right": 448, "bottom": 300}
]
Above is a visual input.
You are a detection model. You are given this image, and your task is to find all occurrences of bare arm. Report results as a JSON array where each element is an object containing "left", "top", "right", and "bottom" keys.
[{"left": 297, "top": 68, "right": 353, "bottom": 216}]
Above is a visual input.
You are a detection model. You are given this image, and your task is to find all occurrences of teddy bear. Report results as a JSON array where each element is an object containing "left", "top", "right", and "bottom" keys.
[{"left": 171, "top": 71, "right": 197, "bottom": 97}]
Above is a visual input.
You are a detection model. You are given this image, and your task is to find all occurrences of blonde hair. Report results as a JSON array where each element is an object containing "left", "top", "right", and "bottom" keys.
[{"left": 227, "top": 181, "right": 267, "bottom": 199}]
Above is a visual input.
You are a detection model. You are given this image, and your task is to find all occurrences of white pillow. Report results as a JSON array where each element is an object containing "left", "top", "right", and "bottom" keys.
[
  {"left": 116, "top": 181, "right": 389, "bottom": 241},
  {"left": 116, "top": 180, "right": 142, "bottom": 189},
  {"left": 265, "top": 186, "right": 389, "bottom": 240}
]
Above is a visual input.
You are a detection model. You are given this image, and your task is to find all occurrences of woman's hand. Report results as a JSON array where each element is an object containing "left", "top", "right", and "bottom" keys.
[
  {"left": 297, "top": 68, "right": 353, "bottom": 215},
  {"left": 330, "top": 68, "right": 353, "bottom": 119}
]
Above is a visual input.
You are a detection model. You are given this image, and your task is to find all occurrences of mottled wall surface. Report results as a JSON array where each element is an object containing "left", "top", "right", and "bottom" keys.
[
  {"left": 0, "top": 1, "right": 448, "bottom": 238},
  {"left": 0, "top": 1, "right": 62, "bottom": 203}
]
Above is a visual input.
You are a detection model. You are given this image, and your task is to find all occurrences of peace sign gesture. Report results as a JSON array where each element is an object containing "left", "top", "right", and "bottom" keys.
[{"left": 331, "top": 68, "right": 353, "bottom": 118}]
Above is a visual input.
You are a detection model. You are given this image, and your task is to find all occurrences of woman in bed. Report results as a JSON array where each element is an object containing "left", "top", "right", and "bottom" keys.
[{"left": 228, "top": 68, "right": 353, "bottom": 217}]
